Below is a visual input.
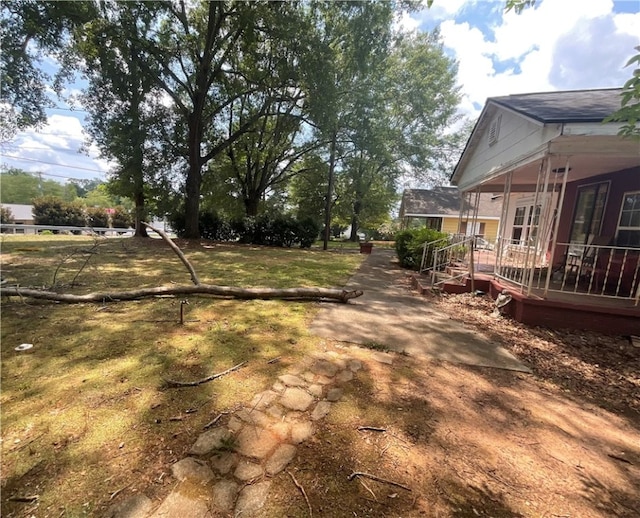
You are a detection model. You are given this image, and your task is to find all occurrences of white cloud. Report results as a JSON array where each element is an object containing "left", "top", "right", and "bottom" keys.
[
  {"left": 1, "top": 114, "right": 112, "bottom": 182},
  {"left": 424, "top": 0, "right": 639, "bottom": 119}
]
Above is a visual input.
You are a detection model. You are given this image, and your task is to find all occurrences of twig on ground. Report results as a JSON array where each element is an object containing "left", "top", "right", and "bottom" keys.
[
  {"left": 267, "top": 356, "right": 281, "bottom": 364},
  {"left": 607, "top": 453, "right": 632, "bottom": 464},
  {"left": 203, "top": 412, "right": 227, "bottom": 430},
  {"left": 109, "top": 483, "right": 132, "bottom": 501},
  {"left": 357, "top": 426, "right": 386, "bottom": 432},
  {"left": 8, "top": 495, "right": 39, "bottom": 503},
  {"left": 163, "top": 361, "right": 247, "bottom": 388},
  {"left": 358, "top": 478, "right": 378, "bottom": 501},
  {"left": 347, "top": 471, "right": 412, "bottom": 492},
  {"left": 287, "top": 470, "right": 312, "bottom": 517}
]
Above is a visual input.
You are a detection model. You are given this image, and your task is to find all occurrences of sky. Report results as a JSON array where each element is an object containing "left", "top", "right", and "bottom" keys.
[{"left": 1, "top": 0, "right": 639, "bottom": 186}]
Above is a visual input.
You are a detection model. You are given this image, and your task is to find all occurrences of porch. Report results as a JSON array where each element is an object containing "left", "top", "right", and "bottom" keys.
[{"left": 417, "top": 241, "right": 640, "bottom": 335}]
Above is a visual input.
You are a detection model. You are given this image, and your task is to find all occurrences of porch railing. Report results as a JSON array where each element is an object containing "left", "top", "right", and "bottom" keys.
[
  {"left": 496, "top": 238, "right": 640, "bottom": 304},
  {"left": 420, "top": 234, "right": 476, "bottom": 287}
]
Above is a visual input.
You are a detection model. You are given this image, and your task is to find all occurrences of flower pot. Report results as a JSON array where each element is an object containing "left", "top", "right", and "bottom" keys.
[{"left": 359, "top": 242, "right": 373, "bottom": 254}]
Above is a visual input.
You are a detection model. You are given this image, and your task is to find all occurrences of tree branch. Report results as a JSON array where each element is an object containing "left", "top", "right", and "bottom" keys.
[{"left": 142, "top": 222, "right": 200, "bottom": 285}]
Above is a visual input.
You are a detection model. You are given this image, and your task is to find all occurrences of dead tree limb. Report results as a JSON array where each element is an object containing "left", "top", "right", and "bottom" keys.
[
  {"left": 163, "top": 361, "right": 247, "bottom": 388},
  {"left": 287, "top": 470, "right": 313, "bottom": 517},
  {"left": 0, "top": 285, "right": 363, "bottom": 304},
  {"left": 347, "top": 471, "right": 412, "bottom": 492},
  {"left": 142, "top": 222, "right": 200, "bottom": 285}
]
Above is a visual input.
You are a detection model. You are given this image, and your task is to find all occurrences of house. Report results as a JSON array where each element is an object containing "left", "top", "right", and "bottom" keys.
[
  {"left": 445, "top": 87, "right": 640, "bottom": 334},
  {"left": 0, "top": 203, "right": 35, "bottom": 233},
  {"left": 399, "top": 186, "right": 502, "bottom": 243}
]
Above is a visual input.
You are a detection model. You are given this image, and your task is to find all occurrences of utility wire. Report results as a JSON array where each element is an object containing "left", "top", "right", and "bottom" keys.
[{"left": 0, "top": 154, "right": 107, "bottom": 174}]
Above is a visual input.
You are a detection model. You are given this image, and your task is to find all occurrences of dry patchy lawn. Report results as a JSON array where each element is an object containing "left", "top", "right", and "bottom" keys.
[{"left": 2, "top": 236, "right": 639, "bottom": 517}]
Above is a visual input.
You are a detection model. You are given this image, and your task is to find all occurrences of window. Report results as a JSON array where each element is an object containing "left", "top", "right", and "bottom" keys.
[
  {"left": 617, "top": 191, "right": 640, "bottom": 248},
  {"left": 511, "top": 205, "right": 541, "bottom": 245}
]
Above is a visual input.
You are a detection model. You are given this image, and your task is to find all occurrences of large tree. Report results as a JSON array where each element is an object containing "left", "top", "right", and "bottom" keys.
[
  {"left": 0, "top": 0, "right": 95, "bottom": 133},
  {"left": 75, "top": 1, "right": 166, "bottom": 237}
]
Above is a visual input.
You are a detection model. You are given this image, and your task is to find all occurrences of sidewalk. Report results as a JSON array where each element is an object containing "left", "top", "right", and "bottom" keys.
[{"left": 309, "top": 248, "right": 530, "bottom": 372}]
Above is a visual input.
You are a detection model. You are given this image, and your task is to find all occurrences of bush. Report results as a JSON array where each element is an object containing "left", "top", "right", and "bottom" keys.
[
  {"left": 0, "top": 206, "right": 14, "bottom": 225},
  {"left": 297, "top": 217, "right": 320, "bottom": 248},
  {"left": 395, "top": 227, "right": 448, "bottom": 270},
  {"left": 85, "top": 207, "right": 109, "bottom": 228},
  {"left": 33, "top": 196, "right": 85, "bottom": 227},
  {"left": 111, "top": 206, "right": 132, "bottom": 228}
]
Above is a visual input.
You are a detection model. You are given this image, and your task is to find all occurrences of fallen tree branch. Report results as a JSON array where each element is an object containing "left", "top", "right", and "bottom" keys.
[
  {"left": 142, "top": 222, "right": 200, "bottom": 285},
  {"left": 0, "top": 285, "right": 364, "bottom": 304},
  {"left": 357, "top": 426, "right": 386, "bottom": 432},
  {"left": 287, "top": 470, "right": 312, "bottom": 517},
  {"left": 347, "top": 471, "right": 412, "bottom": 492},
  {"left": 163, "top": 361, "right": 247, "bottom": 388}
]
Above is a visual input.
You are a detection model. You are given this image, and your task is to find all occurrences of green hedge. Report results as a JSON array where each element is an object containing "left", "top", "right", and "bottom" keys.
[{"left": 395, "top": 227, "right": 448, "bottom": 270}]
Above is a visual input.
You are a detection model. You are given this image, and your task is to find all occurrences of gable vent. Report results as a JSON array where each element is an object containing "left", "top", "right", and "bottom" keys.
[{"left": 488, "top": 114, "right": 502, "bottom": 146}]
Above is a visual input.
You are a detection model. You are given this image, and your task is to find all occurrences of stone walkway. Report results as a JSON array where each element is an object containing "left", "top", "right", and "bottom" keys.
[{"left": 107, "top": 350, "right": 367, "bottom": 518}]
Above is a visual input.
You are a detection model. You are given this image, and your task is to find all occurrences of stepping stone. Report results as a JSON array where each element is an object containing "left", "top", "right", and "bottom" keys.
[
  {"left": 210, "top": 452, "right": 238, "bottom": 475},
  {"left": 272, "top": 381, "right": 286, "bottom": 393},
  {"left": 311, "top": 359, "right": 340, "bottom": 377},
  {"left": 311, "top": 401, "right": 332, "bottom": 421},
  {"left": 228, "top": 416, "right": 243, "bottom": 433},
  {"left": 234, "top": 460, "right": 264, "bottom": 481},
  {"left": 265, "top": 404, "right": 285, "bottom": 419},
  {"left": 308, "top": 384, "right": 323, "bottom": 397},
  {"left": 278, "top": 374, "right": 306, "bottom": 387},
  {"left": 373, "top": 352, "right": 394, "bottom": 365},
  {"left": 301, "top": 371, "right": 316, "bottom": 383},
  {"left": 249, "top": 390, "right": 279, "bottom": 410},
  {"left": 149, "top": 482, "right": 212, "bottom": 518},
  {"left": 348, "top": 359, "right": 363, "bottom": 372},
  {"left": 290, "top": 422, "right": 314, "bottom": 444},
  {"left": 335, "top": 370, "right": 354, "bottom": 383},
  {"left": 235, "top": 425, "right": 279, "bottom": 459},
  {"left": 171, "top": 457, "right": 214, "bottom": 483},
  {"left": 315, "top": 375, "right": 334, "bottom": 385},
  {"left": 235, "top": 481, "right": 272, "bottom": 516},
  {"left": 189, "top": 428, "right": 231, "bottom": 455},
  {"left": 326, "top": 388, "right": 343, "bottom": 401},
  {"left": 212, "top": 479, "right": 239, "bottom": 513},
  {"left": 266, "top": 444, "right": 297, "bottom": 475},
  {"left": 107, "top": 494, "right": 153, "bottom": 518},
  {"left": 280, "top": 387, "right": 314, "bottom": 411},
  {"left": 236, "top": 408, "right": 271, "bottom": 427},
  {"left": 269, "top": 421, "right": 291, "bottom": 441}
]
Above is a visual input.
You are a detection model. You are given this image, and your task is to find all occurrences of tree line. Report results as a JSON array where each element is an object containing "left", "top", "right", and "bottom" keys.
[
  {"left": 2, "top": 1, "right": 637, "bottom": 243},
  {"left": 2, "top": 0, "right": 464, "bottom": 243}
]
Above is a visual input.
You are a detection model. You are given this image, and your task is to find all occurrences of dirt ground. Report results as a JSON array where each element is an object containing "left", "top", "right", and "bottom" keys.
[
  {"left": 261, "top": 292, "right": 640, "bottom": 518},
  {"left": 3, "top": 281, "right": 639, "bottom": 517}
]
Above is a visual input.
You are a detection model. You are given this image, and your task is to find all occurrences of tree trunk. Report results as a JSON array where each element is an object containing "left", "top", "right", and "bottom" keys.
[
  {"left": 323, "top": 131, "right": 337, "bottom": 251},
  {"left": 184, "top": 115, "right": 203, "bottom": 239},
  {"left": 244, "top": 196, "right": 260, "bottom": 217}
]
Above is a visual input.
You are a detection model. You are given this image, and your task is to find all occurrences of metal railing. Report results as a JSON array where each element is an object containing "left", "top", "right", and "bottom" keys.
[
  {"left": 547, "top": 242, "right": 640, "bottom": 303},
  {"left": 0, "top": 223, "right": 134, "bottom": 235},
  {"left": 419, "top": 234, "right": 476, "bottom": 288}
]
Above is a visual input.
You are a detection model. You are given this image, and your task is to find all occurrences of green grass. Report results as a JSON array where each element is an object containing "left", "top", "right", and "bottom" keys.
[{"left": 0, "top": 235, "right": 365, "bottom": 517}]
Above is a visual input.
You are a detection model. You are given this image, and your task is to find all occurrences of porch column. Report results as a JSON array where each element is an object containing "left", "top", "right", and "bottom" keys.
[
  {"left": 543, "top": 157, "right": 571, "bottom": 296},
  {"left": 526, "top": 158, "right": 552, "bottom": 296},
  {"left": 495, "top": 171, "right": 513, "bottom": 275}
]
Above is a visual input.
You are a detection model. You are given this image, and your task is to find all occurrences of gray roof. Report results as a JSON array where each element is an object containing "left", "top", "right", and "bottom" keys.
[
  {"left": 490, "top": 87, "right": 623, "bottom": 123},
  {"left": 400, "top": 187, "right": 502, "bottom": 218}
]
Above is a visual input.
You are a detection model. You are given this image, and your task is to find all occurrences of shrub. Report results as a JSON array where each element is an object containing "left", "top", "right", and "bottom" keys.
[
  {"left": 395, "top": 227, "right": 448, "bottom": 270},
  {"left": 297, "top": 217, "right": 320, "bottom": 248},
  {"left": 0, "top": 206, "right": 14, "bottom": 224},
  {"left": 111, "top": 206, "right": 132, "bottom": 228},
  {"left": 33, "top": 196, "right": 85, "bottom": 227},
  {"left": 269, "top": 215, "right": 298, "bottom": 247},
  {"left": 85, "top": 207, "right": 109, "bottom": 228}
]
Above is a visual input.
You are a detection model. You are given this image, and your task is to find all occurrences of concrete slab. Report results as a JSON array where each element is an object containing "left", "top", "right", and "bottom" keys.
[{"left": 309, "top": 249, "right": 530, "bottom": 373}]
